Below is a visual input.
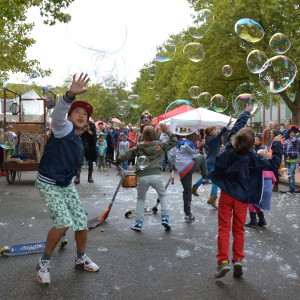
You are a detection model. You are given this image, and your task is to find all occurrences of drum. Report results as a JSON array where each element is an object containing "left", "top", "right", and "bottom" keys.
[{"left": 122, "top": 172, "right": 137, "bottom": 187}]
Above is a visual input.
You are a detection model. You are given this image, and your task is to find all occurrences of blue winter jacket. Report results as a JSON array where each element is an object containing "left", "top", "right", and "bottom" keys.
[{"left": 208, "top": 111, "right": 283, "bottom": 204}]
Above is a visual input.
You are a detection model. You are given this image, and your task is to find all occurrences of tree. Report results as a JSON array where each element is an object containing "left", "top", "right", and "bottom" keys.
[
  {"left": 0, "top": 0, "right": 74, "bottom": 83},
  {"left": 132, "top": 0, "right": 300, "bottom": 123}
]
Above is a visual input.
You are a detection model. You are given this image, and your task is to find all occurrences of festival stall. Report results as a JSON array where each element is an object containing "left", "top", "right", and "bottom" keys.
[{"left": 0, "top": 88, "right": 49, "bottom": 183}]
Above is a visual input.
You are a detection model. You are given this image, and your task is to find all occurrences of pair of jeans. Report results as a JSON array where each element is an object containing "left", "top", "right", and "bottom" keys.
[
  {"left": 286, "top": 161, "right": 297, "bottom": 191},
  {"left": 217, "top": 191, "right": 248, "bottom": 265},
  {"left": 135, "top": 174, "right": 169, "bottom": 221}
]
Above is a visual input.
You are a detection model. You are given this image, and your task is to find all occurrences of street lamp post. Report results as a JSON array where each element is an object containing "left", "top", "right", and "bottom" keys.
[{"left": 269, "top": 79, "right": 274, "bottom": 121}]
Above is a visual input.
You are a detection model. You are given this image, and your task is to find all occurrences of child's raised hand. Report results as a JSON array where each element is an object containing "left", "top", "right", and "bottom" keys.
[
  {"left": 273, "top": 134, "right": 283, "bottom": 142},
  {"left": 245, "top": 105, "right": 253, "bottom": 113},
  {"left": 68, "top": 73, "right": 90, "bottom": 98},
  {"left": 227, "top": 117, "right": 233, "bottom": 126},
  {"left": 159, "top": 123, "right": 168, "bottom": 133}
]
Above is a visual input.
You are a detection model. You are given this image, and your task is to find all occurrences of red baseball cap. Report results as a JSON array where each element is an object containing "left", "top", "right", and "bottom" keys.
[{"left": 68, "top": 101, "right": 93, "bottom": 117}]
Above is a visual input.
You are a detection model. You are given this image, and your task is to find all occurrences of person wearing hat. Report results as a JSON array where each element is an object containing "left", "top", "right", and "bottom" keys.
[
  {"left": 35, "top": 74, "right": 99, "bottom": 284},
  {"left": 281, "top": 124, "right": 300, "bottom": 194}
]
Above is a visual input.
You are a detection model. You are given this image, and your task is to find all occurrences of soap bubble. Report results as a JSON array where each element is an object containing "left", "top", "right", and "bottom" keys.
[
  {"left": 148, "top": 80, "right": 155, "bottom": 90},
  {"left": 246, "top": 50, "right": 268, "bottom": 74},
  {"left": 197, "top": 92, "right": 211, "bottom": 109},
  {"left": 183, "top": 43, "right": 205, "bottom": 62},
  {"left": 147, "top": 64, "right": 158, "bottom": 77},
  {"left": 234, "top": 18, "right": 265, "bottom": 42},
  {"left": 188, "top": 86, "right": 201, "bottom": 99},
  {"left": 259, "top": 55, "right": 297, "bottom": 93},
  {"left": 210, "top": 94, "right": 228, "bottom": 112},
  {"left": 222, "top": 65, "right": 233, "bottom": 77},
  {"left": 164, "top": 99, "right": 201, "bottom": 136},
  {"left": 117, "top": 100, "right": 130, "bottom": 116},
  {"left": 155, "top": 44, "right": 176, "bottom": 63},
  {"left": 188, "top": 9, "right": 214, "bottom": 39},
  {"left": 155, "top": 94, "right": 160, "bottom": 101},
  {"left": 232, "top": 82, "right": 261, "bottom": 114},
  {"left": 67, "top": 0, "right": 127, "bottom": 54},
  {"left": 233, "top": 93, "right": 258, "bottom": 115},
  {"left": 0, "top": 131, "right": 18, "bottom": 149},
  {"left": 128, "top": 95, "right": 142, "bottom": 109},
  {"left": 136, "top": 156, "right": 149, "bottom": 170},
  {"left": 269, "top": 33, "right": 291, "bottom": 54}
]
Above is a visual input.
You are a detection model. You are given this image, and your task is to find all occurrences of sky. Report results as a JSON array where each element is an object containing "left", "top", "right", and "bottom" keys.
[{"left": 21, "top": 0, "right": 195, "bottom": 89}]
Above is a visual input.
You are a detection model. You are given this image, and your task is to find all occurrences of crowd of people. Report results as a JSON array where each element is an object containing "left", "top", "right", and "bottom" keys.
[{"left": 5, "top": 73, "right": 295, "bottom": 284}]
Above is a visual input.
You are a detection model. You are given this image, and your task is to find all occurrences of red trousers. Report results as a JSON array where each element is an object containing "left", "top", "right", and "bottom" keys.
[{"left": 217, "top": 191, "right": 248, "bottom": 265}]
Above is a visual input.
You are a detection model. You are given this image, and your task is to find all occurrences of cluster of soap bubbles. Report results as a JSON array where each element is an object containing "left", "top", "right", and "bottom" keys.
[
  {"left": 156, "top": 9, "right": 214, "bottom": 64},
  {"left": 234, "top": 18, "right": 296, "bottom": 94}
]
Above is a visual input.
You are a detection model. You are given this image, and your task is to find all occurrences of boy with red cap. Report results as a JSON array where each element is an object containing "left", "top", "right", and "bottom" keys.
[{"left": 35, "top": 74, "right": 99, "bottom": 284}]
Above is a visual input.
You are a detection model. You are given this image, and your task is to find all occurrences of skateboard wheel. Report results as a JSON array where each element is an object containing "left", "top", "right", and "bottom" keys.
[
  {"left": 0, "top": 246, "right": 11, "bottom": 255},
  {"left": 58, "top": 240, "right": 68, "bottom": 249},
  {"left": 125, "top": 211, "right": 132, "bottom": 218},
  {"left": 152, "top": 207, "right": 158, "bottom": 214}
]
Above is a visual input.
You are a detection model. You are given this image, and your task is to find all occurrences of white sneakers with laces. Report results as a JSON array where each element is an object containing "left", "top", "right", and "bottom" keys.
[
  {"left": 37, "top": 254, "right": 99, "bottom": 284},
  {"left": 36, "top": 258, "right": 51, "bottom": 284},
  {"left": 75, "top": 254, "right": 99, "bottom": 272}
]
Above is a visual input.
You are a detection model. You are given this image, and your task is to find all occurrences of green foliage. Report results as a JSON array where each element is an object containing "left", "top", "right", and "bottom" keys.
[
  {"left": 0, "top": 0, "right": 74, "bottom": 83},
  {"left": 132, "top": 0, "right": 300, "bottom": 122}
]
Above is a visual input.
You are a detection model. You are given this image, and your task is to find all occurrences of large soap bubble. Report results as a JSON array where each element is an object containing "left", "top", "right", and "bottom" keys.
[
  {"left": 197, "top": 92, "right": 211, "bottom": 109},
  {"left": 233, "top": 94, "right": 258, "bottom": 115},
  {"left": 155, "top": 44, "right": 176, "bottom": 63},
  {"left": 246, "top": 50, "right": 268, "bottom": 74},
  {"left": 136, "top": 156, "right": 149, "bottom": 170},
  {"left": 188, "top": 9, "right": 214, "bottom": 39},
  {"left": 147, "top": 64, "right": 158, "bottom": 77},
  {"left": 232, "top": 82, "right": 260, "bottom": 114},
  {"left": 128, "top": 95, "right": 142, "bottom": 109},
  {"left": 210, "top": 94, "right": 228, "bottom": 112},
  {"left": 117, "top": 100, "right": 130, "bottom": 116},
  {"left": 222, "top": 65, "right": 233, "bottom": 77},
  {"left": 234, "top": 18, "right": 265, "bottom": 42},
  {"left": 183, "top": 43, "right": 205, "bottom": 62},
  {"left": 269, "top": 33, "right": 291, "bottom": 54},
  {"left": 67, "top": 0, "right": 127, "bottom": 54},
  {"left": 0, "top": 131, "right": 18, "bottom": 149},
  {"left": 164, "top": 99, "right": 201, "bottom": 136},
  {"left": 188, "top": 86, "right": 201, "bottom": 99},
  {"left": 259, "top": 55, "right": 297, "bottom": 93}
]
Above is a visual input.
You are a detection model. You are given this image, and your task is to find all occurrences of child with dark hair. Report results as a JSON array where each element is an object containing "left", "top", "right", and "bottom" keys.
[
  {"left": 208, "top": 106, "right": 283, "bottom": 279},
  {"left": 168, "top": 132, "right": 208, "bottom": 223},
  {"left": 192, "top": 119, "right": 233, "bottom": 208},
  {"left": 254, "top": 134, "right": 264, "bottom": 152},
  {"left": 117, "top": 124, "right": 177, "bottom": 231},
  {"left": 35, "top": 74, "right": 99, "bottom": 284}
]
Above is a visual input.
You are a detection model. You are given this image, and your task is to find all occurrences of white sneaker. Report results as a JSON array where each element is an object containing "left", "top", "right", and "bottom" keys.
[
  {"left": 36, "top": 258, "right": 51, "bottom": 284},
  {"left": 75, "top": 254, "right": 99, "bottom": 272}
]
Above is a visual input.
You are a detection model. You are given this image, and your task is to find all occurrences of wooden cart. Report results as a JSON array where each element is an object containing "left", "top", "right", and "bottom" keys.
[{"left": 1, "top": 87, "right": 48, "bottom": 184}]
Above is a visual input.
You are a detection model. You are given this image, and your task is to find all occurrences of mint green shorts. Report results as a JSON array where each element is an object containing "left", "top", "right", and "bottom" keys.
[{"left": 35, "top": 179, "right": 87, "bottom": 231}]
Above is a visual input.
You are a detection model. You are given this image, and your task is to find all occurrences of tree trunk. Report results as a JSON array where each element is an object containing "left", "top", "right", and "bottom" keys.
[{"left": 279, "top": 78, "right": 300, "bottom": 124}]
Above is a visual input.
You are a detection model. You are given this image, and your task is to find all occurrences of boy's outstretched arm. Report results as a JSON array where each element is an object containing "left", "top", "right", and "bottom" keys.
[{"left": 226, "top": 105, "right": 252, "bottom": 144}]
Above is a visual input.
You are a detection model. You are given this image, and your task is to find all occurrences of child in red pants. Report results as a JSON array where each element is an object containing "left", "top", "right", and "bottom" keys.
[{"left": 208, "top": 106, "right": 283, "bottom": 279}]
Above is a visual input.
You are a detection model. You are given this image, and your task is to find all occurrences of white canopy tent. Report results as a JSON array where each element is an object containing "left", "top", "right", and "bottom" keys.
[{"left": 161, "top": 107, "right": 236, "bottom": 135}]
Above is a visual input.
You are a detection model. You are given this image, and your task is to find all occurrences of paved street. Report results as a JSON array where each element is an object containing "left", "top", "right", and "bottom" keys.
[{"left": 0, "top": 167, "right": 299, "bottom": 300}]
